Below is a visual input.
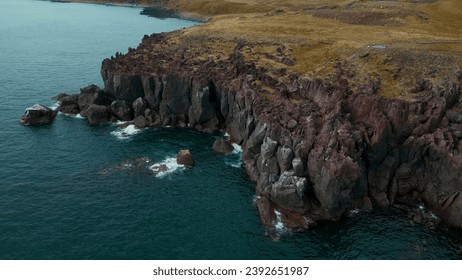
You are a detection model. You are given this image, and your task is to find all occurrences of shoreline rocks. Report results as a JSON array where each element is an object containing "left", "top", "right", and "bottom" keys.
[
  {"left": 43, "top": 32, "right": 462, "bottom": 233},
  {"left": 52, "top": 84, "right": 115, "bottom": 125}
]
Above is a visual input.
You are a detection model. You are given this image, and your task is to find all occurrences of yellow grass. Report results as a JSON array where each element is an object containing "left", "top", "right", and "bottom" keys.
[{"left": 64, "top": 0, "right": 462, "bottom": 100}]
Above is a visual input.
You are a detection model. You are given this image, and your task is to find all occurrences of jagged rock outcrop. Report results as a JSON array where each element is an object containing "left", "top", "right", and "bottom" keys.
[
  {"left": 53, "top": 94, "right": 80, "bottom": 115},
  {"left": 54, "top": 32, "right": 462, "bottom": 232},
  {"left": 78, "top": 84, "right": 113, "bottom": 120},
  {"left": 20, "top": 104, "right": 57, "bottom": 126},
  {"left": 53, "top": 84, "right": 115, "bottom": 125}
]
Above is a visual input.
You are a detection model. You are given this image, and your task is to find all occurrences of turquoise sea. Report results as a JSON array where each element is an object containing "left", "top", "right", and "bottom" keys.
[{"left": 0, "top": 0, "right": 461, "bottom": 259}]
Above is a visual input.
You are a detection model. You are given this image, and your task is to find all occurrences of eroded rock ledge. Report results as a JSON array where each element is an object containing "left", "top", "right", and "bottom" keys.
[{"left": 55, "top": 31, "right": 462, "bottom": 231}]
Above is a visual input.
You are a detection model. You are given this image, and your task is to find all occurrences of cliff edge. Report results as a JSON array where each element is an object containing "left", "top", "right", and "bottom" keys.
[{"left": 57, "top": 0, "right": 462, "bottom": 231}]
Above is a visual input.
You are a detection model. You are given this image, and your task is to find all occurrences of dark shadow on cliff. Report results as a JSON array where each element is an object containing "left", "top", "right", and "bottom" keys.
[{"left": 141, "top": 7, "right": 205, "bottom": 22}]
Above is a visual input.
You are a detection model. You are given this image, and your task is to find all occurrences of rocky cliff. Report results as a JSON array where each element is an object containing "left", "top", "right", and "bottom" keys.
[{"left": 55, "top": 0, "right": 462, "bottom": 231}]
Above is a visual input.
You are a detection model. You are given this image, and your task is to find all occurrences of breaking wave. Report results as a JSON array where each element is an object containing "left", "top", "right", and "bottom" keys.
[
  {"left": 111, "top": 124, "right": 142, "bottom": 140},
  {"left": 149, "top": 156, "right": 185, "bottom": 178}
]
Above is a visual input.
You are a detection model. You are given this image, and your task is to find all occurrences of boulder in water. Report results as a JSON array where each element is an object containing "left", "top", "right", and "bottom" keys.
[
  {"left": 20, "top": 104, "right": 57, "bottom": 126},
  {"left": 177, "top": 149, "right": 195, "bottom": 167},
  {"left": 133, "top": 115, "right": 148, "bottom": 128},
  {"left": 212, "top": 138, "right": 234, "bottom": 154}
]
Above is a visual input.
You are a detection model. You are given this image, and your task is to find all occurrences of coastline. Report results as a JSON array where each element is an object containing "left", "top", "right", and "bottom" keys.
[
  {"left": 49, "top": 0, "right": 208, "bottom": 21},
  {"left": 48, "top": 0, "right": 462, "bottom": 231}
]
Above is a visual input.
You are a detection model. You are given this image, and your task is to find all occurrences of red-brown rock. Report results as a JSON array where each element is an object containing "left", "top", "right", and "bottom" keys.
[{"left": 177, "top": 149, "right": 195, "bottom": 167}]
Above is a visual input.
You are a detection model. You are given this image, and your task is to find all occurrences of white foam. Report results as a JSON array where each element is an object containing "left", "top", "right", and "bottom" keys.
[
  {"left": 149, "top": 157, "right": 185, "bottom": 178},
  {"left": 111, "top": 124, "right": 141, "bottom": 140},
  {"left": 60, "top": 112, "right": 84, "bottom": 119},
  {"left": 224, "top": 158, "right": 242, "bottom": 168},
  {"left": 49, "top": 102, "right": 59, "bottom": 110},
  {"left": 416, "top": 205, "right": 440, "bottom": 221},
  {"left": 231, "top": 143, "right": 242, "bottom": 154},
  {"left": 264, "top": 209, "right": 292, "bottom": 240},
  {"left": 349, "top": 209, "right": 360, "bottom": 217},
  {"left": 122, "top": 163, "right": 133, "bottom": 168},
  {"left": 273, "top": 209, "right": 286, "bottom": 231},
  {"left": 223, "top": 143, "right": 243, "bottom": 168},
  {"left": 224, "top": 132, "right": 230, "bottom": 138}
]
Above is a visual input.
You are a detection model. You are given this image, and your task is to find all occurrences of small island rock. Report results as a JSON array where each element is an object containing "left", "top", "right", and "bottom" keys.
[
  {"left": 20, "top": 104, "right": 57, "bottom": 126},
  {"left": 177, "top": 149, "right": 195, "bottom": 167}
]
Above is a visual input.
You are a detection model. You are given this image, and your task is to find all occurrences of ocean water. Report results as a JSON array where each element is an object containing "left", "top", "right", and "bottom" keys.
[{"left": 0, "top": 0, "right": 461, "bottom": 260}]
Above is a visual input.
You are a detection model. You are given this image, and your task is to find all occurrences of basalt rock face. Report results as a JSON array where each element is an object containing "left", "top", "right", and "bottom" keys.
[
  {"left": 111, "top": 100, "right": 133, "bottom": 121},
  {"left": 67, "top": 33, "right": 462, "bottom": 231}
]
